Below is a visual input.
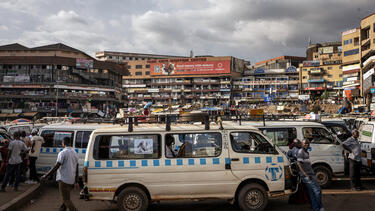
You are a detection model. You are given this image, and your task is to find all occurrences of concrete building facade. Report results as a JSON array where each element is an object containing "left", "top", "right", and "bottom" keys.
[
  {"left": 233, "top": 56, "right": 305, "bottom": 104},
  {"left": 0, "top": 43, "right": 127, "bottom": 119},
  {"left": 300, "top": 42, "right": 343, "bottom": 98}
]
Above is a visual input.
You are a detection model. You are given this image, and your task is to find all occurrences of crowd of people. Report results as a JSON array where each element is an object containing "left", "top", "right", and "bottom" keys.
[
  {"left": 0, "top": 129, "right": 44, "bottom": 191},
  {"left": 287, "top": 129, "right": 366, "bottom": 211}
]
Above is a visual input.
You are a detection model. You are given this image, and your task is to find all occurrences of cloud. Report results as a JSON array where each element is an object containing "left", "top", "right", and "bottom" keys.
[{"left": 0, "top": 0, "right": 374, "bottom": 63}]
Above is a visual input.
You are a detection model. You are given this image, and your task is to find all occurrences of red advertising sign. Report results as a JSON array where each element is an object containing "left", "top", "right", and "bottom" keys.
[{"left": 150, "top": 60, "right": 230, "bottom": 76}]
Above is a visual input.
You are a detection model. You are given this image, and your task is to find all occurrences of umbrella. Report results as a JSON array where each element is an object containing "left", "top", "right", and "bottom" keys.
[
  {"left": 144, "top": 102, "right": 153, "bottom": 109},
  {"left": 12, "top": 118, "right": 31, "bottom": 123}
]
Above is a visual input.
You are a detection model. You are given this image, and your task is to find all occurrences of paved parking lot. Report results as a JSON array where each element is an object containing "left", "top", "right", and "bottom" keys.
[{"left": 21, "top": 180, "right": 375, "bottom": 211}]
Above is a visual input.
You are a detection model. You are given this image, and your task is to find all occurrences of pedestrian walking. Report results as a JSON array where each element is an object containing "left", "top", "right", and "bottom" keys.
[
  {"left": 342, "top": 129, "right": 365, "bottom": 191},
  {"left": 41, "top": 137, "right": 79, "bottom": 211},
  {"left": 297, "top": 139, "right": 324, "bottom": 211},
  {"left": 28, "top": 129, "right": 44, "bottom": 183},
  {"left": 0, "top": 131, "right": 28, "bottom": 192}
]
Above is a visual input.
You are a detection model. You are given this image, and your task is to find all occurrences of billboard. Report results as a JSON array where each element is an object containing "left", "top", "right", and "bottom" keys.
[
  {"left": 150, "top": 60, "right": 230, "bottom": 76},
  {"left": 76, "top": 59, "right": 94, "bottom": 69},
  {"left": 318, "top": 46, "right": 334, "bottom": 54},
  {"left": 303, "top": 60, "right": 320, "bottom": 67}
]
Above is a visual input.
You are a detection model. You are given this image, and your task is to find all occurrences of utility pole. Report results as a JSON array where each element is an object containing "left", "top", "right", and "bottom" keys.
[{"left": 55, "top": 51, "right": 58, "bottom": 117}]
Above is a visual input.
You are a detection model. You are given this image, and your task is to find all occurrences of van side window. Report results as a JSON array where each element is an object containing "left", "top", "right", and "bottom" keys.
[
  {"left": 260, "top": 128, "right": 296, "bottom": 146},
  {"left": 41, "top": 131, "right": 74, "bottom": 147},
  {"left": 93, "top": 134, "right": 161, "bottom": 160},
  {"left": 302, "top": 127, "right": 334, "bottom": 144},
  {"left": 166, "top": 133, "right": 222, "bottom": 158},
  {"left": 230, "top": 132, "right": 275, "bottom": 154},
  {"left": 75, "top": 131, "right": 92, "bottom": 148}
]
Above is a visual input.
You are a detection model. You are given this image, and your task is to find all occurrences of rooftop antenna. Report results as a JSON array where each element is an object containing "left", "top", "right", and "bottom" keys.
[{"left": 190, "top": 50, "right": 194, "bottom": 58}]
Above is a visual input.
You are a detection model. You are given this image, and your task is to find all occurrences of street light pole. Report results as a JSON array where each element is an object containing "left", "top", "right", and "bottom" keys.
[{"left": 54, "top": 52, "right": 58, "bottom": 117}]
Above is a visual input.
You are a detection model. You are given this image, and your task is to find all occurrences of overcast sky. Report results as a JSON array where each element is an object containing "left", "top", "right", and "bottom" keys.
[{"left": 0, "top": 0, "right": 373, "bottom": 63}]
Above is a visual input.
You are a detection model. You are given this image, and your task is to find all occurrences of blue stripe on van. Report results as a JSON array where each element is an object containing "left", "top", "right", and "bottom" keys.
[
  {"left": 277, "top": 156, "right": 284, "bottom": 163},
  {"left": 212, "top": 158, "right": 220, "bottom": 165},
  {"left": 165, "top": 160, "right": 171, "bottom": 166},
  {"left": 225, "top": 158, "right": 231, "bottom": 165},
  {"left": 130, "top": 160, "right": 136, "bottom": 167},
  {"left": 95, "top": 161, "right": 101, "bottom": 167},
  {"left": 266, "top": 157, "right": 272, "bottom": 163},
  {"left": 243, "top": 157, "right": 249, "bottom": 164},
  {"left": 153, "top": 160, "right": 160, "bottom": 166},
  {"left": 188, "top": 159, "right": 194, "bottom": 166},
  {"left": 84, "top": 161, "right": 89, "bottom": 167},
  {"left": 118, "top": 160, "right": 124, "bottom": 167},
  {"left": 106, "top": 161, "right": 112, "bottom": 167},
  {"left": 53, "top": 148, "right": 57, "bottom": 153},
  {"left": 200, "top": 158, "right": 206, "bottom": 165},
  {"left": 142, "top": 160, "right": 148, "bottom": 167},
  {"left": 46, "top": 148, "right": 50, "bottom": 153},
  {"left": 75, "top": 149, "right": 79, "bottom": 153},
  {"left": 255, "top": 157, "right": 261, "bottom": 164},
  {"left": 40, "top": 148, "right": 43, "bottom": 153},
  {"left": 177, "top": 159, "right": 183, "bottom": 166},
  {"left": 82, "top": 149, "right": 86, "bottom": 154}
]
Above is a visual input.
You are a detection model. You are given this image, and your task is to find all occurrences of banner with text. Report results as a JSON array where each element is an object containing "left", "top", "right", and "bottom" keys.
[{"left": 150, "top": 60, "right": 231, "bottom": 76}]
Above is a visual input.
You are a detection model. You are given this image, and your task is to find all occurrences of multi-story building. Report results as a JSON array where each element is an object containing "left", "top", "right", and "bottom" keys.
[
  {"left": 360, "top": 13, "right": 375, "bottom": 109},
  {"left": 341, "top": 28, "right": 361, "bottom": 99},
  {"left": 0, "top": 43, "right": 127, "bottom": 119},
  {"left": 96, "top": 52, "right": 246, "bottom": 108},
  {"left": 300, "top": 42, "right": 343, "bottom": 98},
  {"left": 233, "top": 56, "right": 305, "bottom": 104}
]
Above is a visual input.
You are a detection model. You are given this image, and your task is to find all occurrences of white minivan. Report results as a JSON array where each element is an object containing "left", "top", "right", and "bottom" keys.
[
  {"left": 84, "top": 122, "right": 292, "bottom": 211},
  {"left": 242, "top": 121, "right": 344, "bottom": 188},
  {"left": 37, "top": 123, "right": 114, "bottom": 175},
  {"left": 358, "top": 121, "right": 375, "bottom": 172}
]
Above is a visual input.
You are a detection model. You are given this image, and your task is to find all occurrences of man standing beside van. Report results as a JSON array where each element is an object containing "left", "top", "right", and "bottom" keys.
[
  {"left": 41, "top": 137, "right": 79, "bottom": 211},
  {"left": 28, "top": 129, "right": 44, "bottom": 183},
  {"left": 297, "top": 139, "right": 324, "bottom": 211},
  {"left": 0, "top": 131, "right": 28, "bottom": 192},
  {"left": 342, "top": 129, "right": 365, "bottom": 191}
]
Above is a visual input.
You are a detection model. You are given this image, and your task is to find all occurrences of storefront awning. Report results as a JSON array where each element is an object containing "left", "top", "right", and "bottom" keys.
[{"left": 21, "top": 112, "right": 38, "bottom": 117}]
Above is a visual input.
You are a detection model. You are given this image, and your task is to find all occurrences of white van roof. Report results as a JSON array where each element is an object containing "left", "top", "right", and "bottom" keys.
[
  {"left": 92, "top": 122, "right": 259, "bottom": 133},
  {"left": 40, "top": 123, "right": 116, "bottom": 131},
  {"left": 239, "top": 121, "right": 325, "bottom": 127}
]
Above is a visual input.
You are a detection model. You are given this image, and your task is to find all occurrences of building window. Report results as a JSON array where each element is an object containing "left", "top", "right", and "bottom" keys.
[
  {"left": 303, "top": 69, "right": 307, "bottom": 71},
  {"left": 135, "top": 72, "right": 142, "bottom": 76},
  {"left": 339, "top": 74, "right": 343, "bottom": 77},
  {"left": 127, "top": 65, "right": 131, "bottom": 69},
  {"left": 327, "top": 75, "right": 332, "bottom": 78},
  {"left": 328, "top": 67, "right": 332, "bottom": 70},
  {"left": 303, "top": 76, "right": 307, "bottom": 79},
  {"left": 146, "top": 64, "right": 150, "bottom": 68},
  {"left": 145, "top": 71, "right": 150, "bottom": 75},
  {"left": 135, "top": 65, "right": 142, "bottom": 69},
  {"left": 354, "top": 37, "right": 359, "bottom": 46}
]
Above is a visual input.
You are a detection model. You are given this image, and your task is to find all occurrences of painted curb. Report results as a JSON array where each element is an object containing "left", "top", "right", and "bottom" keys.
[{"left": 0, "top": 183, "right": 41, "bottom": 211}]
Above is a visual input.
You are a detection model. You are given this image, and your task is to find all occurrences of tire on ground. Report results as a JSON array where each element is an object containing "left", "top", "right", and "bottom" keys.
[
  {"left": 117, "top": 186, "right": 149, "bottom": 211},
  {"left": 313, "top": 165, "right": 332, "bottom": 188},
  {"left": 238, "top": 183, "right": 268, "bottom": 211}
]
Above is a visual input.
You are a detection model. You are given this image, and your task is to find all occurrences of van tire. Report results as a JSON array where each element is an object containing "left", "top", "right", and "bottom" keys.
[
  {"left": 238, "top": 183, "right": 268, "bottom": 211},
  {"left": 117, "top": 187, "right": 149, "bottom": 211},
  {"left": 313, "top": 165, "right": 331, "bottom": 188}
]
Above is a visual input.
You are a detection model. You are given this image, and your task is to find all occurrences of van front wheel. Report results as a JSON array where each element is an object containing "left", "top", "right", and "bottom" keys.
[
  {"left": 238, "top": 183, "right": 268, "bottom": 211},
  {"left": 117, "top": 187, "right": 149, "bottom": 211},
  {"left": 313, "top": 165, "right": 331, "bottom": 188}
]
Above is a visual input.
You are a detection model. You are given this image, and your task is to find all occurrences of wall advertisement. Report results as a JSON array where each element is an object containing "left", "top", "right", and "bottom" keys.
[
  {"left": 150, "top": 60, "right": 231, "bottom": 76},
  {"left": 318, "top": 46, "right": 334, "bottom": 54},
  {"left": 76, "top": 59, "right": 94, "bottom": 69}
]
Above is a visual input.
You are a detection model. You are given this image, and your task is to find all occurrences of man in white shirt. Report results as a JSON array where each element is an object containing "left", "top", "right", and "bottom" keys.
[
  {"left": 1, "top": 131, "right": 28, "bottom": 192},
  {"left": 41, "top": 137, "right": 79, "bottom": 211},
  {"left": 29, "top": 129, "right": 44, "bottom": 183}
]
